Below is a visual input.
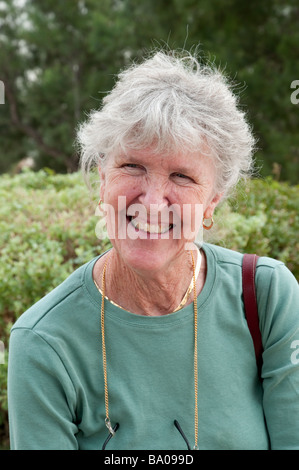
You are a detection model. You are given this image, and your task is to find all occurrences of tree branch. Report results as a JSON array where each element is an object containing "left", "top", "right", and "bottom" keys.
[{"left": 3, "top": 73, "right": 77, "bottom": 171}]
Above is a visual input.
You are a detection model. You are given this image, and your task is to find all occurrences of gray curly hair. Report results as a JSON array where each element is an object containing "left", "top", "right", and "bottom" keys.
[{"left": 77, "top": 49, "right": 256, "bottom": 196}]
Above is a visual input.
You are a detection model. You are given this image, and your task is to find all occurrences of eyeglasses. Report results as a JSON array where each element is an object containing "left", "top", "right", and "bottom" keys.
[{"left": 102, "top": 419, "right": 192, "bottom": 450}]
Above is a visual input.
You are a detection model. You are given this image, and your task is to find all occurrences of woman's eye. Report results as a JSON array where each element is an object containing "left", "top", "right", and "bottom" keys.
[
  {"left": 121, "top": 163, "right": 145, "bottom": 173},
  {"left": 176, "top": 173, "right": 187, "bottom": 178},
  {"left": 172, "top": 173, "right": 192, "bottom": 181}
]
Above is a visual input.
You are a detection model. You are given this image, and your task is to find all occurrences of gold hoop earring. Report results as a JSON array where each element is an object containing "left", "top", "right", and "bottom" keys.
[{"left": 203, "top": 217, "right": 214, "bottom": 230}]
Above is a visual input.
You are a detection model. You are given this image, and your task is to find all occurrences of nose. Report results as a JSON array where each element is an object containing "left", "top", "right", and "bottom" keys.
[{"left": 138, "top": 179, "right": 169, "bottom": 213}]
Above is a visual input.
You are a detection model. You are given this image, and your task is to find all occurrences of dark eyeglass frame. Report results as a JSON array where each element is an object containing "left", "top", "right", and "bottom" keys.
[{"left": 102, "top": 419, "right": 191, "bottom": 450}]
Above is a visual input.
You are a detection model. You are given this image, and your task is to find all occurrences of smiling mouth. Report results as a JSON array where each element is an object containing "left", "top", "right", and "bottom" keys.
[{"left": 128, "top": 216, "right": 174, "bottom": 234}]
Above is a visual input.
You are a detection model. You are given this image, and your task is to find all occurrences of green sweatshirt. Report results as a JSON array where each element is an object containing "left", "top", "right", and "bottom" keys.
[{"left": 8, "top": 243, "right": 299, "bottom": 450}]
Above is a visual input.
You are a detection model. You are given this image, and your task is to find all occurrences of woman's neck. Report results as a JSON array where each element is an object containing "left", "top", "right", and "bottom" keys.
[{"left": 93, "top": 245, "right": 206, "bottom": 317}]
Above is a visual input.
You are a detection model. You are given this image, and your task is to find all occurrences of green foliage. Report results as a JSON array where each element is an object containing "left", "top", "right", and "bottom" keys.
[
  {"left": 0, "top": 0, "right": 299, "bottom": 182},
  {"left": 0, "top": 170, "right": 298, "bottom": 448},
  {"left": 0, "top": 170, "right": 108, "bottom": 322},
  {"left": 213, "top": 178, "right": 299, "bottom": 277},
  {"left": 0, "top": 169, "right": 110, "bottom": 448}
]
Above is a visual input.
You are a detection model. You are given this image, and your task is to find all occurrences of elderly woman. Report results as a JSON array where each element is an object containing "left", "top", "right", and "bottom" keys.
[{"left": 8, "top": 50, "right": 299, "bottom": 450}]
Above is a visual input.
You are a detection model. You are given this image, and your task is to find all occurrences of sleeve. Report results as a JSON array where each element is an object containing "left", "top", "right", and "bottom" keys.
[
  {"left": 8, "top": 328, "right": 79, "bottom": 450},
  {"left": 257, "top": 263, "right": 299, "bottom": 450}
]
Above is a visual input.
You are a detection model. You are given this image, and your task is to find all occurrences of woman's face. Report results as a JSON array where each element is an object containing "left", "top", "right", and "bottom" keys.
[{"left": 99, "top": 147, "right": 222, "bottom": 274}]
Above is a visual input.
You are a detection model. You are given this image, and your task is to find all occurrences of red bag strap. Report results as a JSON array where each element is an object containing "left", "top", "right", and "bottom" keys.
[{"left": 242, "top": 254, "right": 263, "bottom": 379}]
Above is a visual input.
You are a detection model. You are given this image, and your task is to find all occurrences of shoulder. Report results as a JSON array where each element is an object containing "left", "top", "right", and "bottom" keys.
[
  {"left": 203, "top": 242, "right": 290, "bottom": 272},
  {"left": 11, "top": 256, "right": 99, "bottom": 332},
  {"left": 203, "top": 243, "right": 244, "bottom": 267},
  {"left": 203, "top": 242, "right": 298, "bottom": 290}
]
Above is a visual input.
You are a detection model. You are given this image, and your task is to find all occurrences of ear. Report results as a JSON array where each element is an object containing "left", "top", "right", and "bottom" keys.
[{"left": 204, "top": 192, "right": 223, "bottom": 219}]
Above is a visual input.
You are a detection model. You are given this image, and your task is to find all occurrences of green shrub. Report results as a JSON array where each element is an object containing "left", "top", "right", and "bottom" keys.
[
  {"left": 0, "top": 170, "right": 298, "bottom": 448},
  {"left": 0, "top": 169, "right": 110, "bottom": 448},
  {"left": 213, "top": 177, "right": 299, "bottom": 277}
]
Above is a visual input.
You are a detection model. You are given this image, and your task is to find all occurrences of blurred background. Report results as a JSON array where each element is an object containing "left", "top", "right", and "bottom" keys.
[
  {"left": 0, "top": 0, "right": 298, "bottom": 450},
  {"left": 0, "top": 0, "right": 298, "bottom": 181}
]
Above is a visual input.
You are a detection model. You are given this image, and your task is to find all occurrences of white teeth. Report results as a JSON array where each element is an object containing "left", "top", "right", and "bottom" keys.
[{"left": 130, "top": 218, "right": 172, "bottom": 234}]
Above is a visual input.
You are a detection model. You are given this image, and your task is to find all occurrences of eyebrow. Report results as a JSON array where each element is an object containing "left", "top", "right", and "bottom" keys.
[
  {"left": 170, "top": 166, "right": 193, "bottom": 175},
  {"left": 116, "top": 154, "right": 143, "bottom": 163}
]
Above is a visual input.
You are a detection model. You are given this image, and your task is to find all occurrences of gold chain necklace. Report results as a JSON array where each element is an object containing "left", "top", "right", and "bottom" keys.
[
  {"left": 100, "top": 250, "right": 199, "bottom": 449},
  {"left": 95, "top": 246, "right": 201, "bottom": 313}
]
